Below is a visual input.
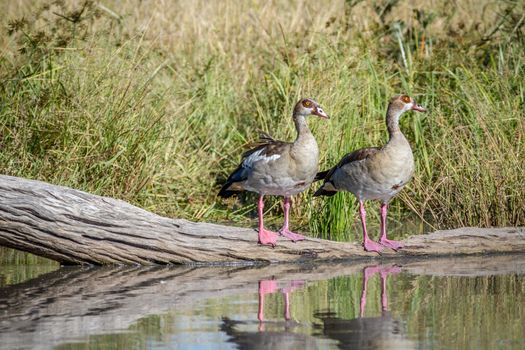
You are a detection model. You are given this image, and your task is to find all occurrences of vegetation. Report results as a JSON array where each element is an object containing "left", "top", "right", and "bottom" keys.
[
  {"left": 0, "top": 247, "right": 58, "bottom": 285},
  {"left": 0, "top": 0, "right": 523, "bottom": 243}
]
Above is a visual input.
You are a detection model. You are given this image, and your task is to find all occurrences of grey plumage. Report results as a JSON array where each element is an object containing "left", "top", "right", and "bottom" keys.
[
  {"left": 314, "top": 95, "right": 425, "bottom": 204},
  {"left": 219, "top": 99, "right": 329, "bottom": 199}
]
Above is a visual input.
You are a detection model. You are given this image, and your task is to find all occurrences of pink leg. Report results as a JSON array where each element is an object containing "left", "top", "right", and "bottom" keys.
[
  {"left": 280, "top": 280, "right": 304, "bottom": 320},
  {"left": 258, "top": 285, "right": 265, "bottom": 323},
  {"left": 378, "top": 203, "right": 404, "bottom": 250},
  {"left": 379, "top": 265, "right": 401, "bottom": 312},
  {"left": 380, "top": 270, "right": 388, "bottom": 312},
  {"left": 278, "top": 197, "right": 305, "bottom": 242},
  {"left": 258, "top": 280, "right": 278, "bottom": 331},
  {"left": 360, "top": 265, "right": 400, "bottom": 316},
  {"left": 359, "top": 200, "right": 383, "bottom": 253},
  {"left": 283, "top": 291, "right": 291, "bottom": 320},
  {"left": 257, "top": 195, "right": 278, "bottom": 246},
  {"left": 257, "top": 282, "right": 265, "bottom": 331},
  {"left": 360, "top": 266, "right": 381, "bottom": 317}
]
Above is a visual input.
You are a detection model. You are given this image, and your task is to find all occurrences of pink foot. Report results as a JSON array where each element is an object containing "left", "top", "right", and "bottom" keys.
[
  {"left": 363, "top": 239, "right": 384, "bottom": 253},
  {"left": 379, "top": 238, "right": 404, "bottom": 250},
  {"left": 364, "top": 265, "right": 382, "bottom": 276},
  {"left": 281, "top": 280, "right": 305, "bottom": 293},
  {"left": 259, "top": 280, "right": 278, "bottom": 294},
  {"left": 279, "top": 228, "right": 305, "bottom": 242},
  {"left": 258, "top": 228, "right": 278, "bottom": 247},
  {"left": 379, "top": 265, "right": 402, "bottom": 276}
]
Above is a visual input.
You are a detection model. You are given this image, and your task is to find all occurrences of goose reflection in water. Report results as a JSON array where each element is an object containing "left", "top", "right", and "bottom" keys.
[
  {"left": 257, "top": 279, "right": 305, "bottom": 328},
  {"left": 315, "top": 265, "right": 416, "bottom": 350},
  {"left": 220, "top": 279, "right": 320, "bottom": 350}
]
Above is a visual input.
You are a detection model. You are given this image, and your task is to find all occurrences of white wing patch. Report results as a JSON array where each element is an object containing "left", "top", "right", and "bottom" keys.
[{"left": 243, "top": 149, "right": 281, "bottom": 168}]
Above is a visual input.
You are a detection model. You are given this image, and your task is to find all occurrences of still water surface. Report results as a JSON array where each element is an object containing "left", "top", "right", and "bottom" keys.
[{"left": 1, "top": 252, "right": 524, "bottom": 350}]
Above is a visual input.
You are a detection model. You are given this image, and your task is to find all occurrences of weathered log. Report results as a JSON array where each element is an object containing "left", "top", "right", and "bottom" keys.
[
  {"left": 0, "top": 175, "right": 523, "bottom": 265},
  {"left": 1, "top": 255, "right": 525, "bottom": 350}
]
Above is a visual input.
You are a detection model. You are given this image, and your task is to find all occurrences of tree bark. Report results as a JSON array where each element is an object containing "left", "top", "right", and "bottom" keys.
[{"left": 0, "top": 175, "right": 523, "bottom": 265}]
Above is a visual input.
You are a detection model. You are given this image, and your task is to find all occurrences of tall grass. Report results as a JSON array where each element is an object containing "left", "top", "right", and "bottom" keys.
[{"left": 0, "top": 0, "right": 523, "bottom": 244}]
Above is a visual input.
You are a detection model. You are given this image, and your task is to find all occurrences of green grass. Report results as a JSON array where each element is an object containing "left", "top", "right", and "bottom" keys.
[
  {"left": 0, "top": 0, "right": 523, "bottom": 244},
  {"left": 0, "top": 247, "right": 58, "bottom": 285}
]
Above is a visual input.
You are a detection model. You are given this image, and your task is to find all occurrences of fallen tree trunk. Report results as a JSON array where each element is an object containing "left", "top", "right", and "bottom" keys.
[{"left": 0, "top": 175, "right": 523, "bottom": 265}]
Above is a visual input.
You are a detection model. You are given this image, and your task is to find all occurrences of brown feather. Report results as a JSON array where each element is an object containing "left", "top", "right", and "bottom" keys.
[
  {"left": 338, "top": 147, "right": 380, "bottom": 165},
  {"left": 242, "top": 132, "right": 290, "bottom": 159},
  {"left": 318, "top": 147, "right": 380, "bottom": 181},
  {"left": 313, "top": 147, "right": 380, "bottom": 197},
  {"left": 219, "top": 132, "right": 290, "bottom": 198}
]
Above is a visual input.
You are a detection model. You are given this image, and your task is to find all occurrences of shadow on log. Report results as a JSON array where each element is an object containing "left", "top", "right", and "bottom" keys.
[
  {"left": 0, "top": 175, "right": 524, "bottom": 265},
  {"left": 1, "top": 255, "right": 525, "bottom": 349}
]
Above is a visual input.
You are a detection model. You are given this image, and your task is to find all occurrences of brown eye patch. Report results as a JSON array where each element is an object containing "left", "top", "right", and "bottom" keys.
[
  {"left": 302, "top": 100, "right": 312, "bottom": 108},
  {"left": 401, "top": 95, "right": 411, "bottom": 103}
]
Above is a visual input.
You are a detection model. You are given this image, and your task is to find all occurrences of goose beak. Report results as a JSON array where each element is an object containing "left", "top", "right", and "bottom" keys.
[
  {"left": 314, "top": 106, "right": 329, "bottom": 119},
  {"left": 411, "top": 103, "right": 427, "bottom": 113}
]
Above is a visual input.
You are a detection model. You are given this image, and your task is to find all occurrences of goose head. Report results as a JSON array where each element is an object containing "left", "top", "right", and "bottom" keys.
[
  {"left": 389, "top": 94, "right": 427, "bottom": 115},
  {"left": 293, "top": 98, "right": 329, "bottom": 119}
]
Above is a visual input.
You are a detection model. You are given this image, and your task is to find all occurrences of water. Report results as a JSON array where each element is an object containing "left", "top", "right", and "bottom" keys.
[{"left": 1, "top": 253, "right": 525, "bottom": 350}]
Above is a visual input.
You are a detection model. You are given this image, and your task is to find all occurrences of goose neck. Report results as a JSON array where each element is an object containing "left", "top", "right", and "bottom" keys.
[
  {"left": 293, "top": 114, "right": 312, "bottom": 142},
  {"left": 386, "top": 107, "right": 403, "bottom": 139}
]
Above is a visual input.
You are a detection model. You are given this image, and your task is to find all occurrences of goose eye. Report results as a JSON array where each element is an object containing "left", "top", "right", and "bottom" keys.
[
  {"left": 401, "top": 95, "right": 411, "bottom": 103},
  {"left": 302, "top": 100, "right": 312, "bottom": 108}
]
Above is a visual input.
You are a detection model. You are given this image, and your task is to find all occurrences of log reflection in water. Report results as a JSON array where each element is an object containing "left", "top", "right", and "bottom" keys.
[{"left": 1, "top": 254, "right": 524, "bottom": 349}]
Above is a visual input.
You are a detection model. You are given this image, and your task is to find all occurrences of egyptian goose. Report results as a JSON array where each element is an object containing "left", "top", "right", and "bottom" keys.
[
  {"left": 218, "top": 98, "right": 329, "bottom": 246},
  {"left": 314, "top": 95, "right": 426, "bottom": 252}
]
